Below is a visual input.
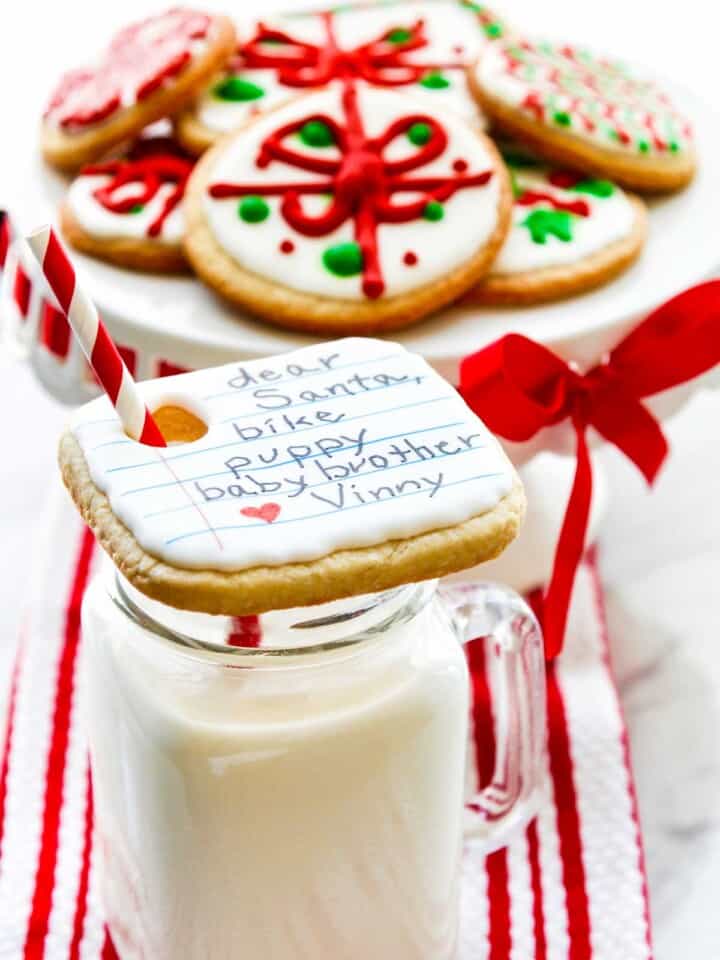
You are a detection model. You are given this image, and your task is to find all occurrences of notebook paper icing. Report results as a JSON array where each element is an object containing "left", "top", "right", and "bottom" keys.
[{"left": 70, "top": 338, "right": 515, "bottom": 570}]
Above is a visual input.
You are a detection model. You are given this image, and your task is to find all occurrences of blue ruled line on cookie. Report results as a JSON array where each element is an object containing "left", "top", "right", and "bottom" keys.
[
  {"left": 163, "top": 473, "right": 506, "bottom": 546},
  {"left": 142, "top": 442, "right": 489, "bottom": 520},
  {"left": 119, "top": 421, "right": 468, "bottom": 497},
  {"left": 101, "top": 395, "right": 451, "bottom": 466}
]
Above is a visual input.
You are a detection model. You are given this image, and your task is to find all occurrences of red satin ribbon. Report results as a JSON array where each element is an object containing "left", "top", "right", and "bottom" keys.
[{"left": 460, "top": 280, "right": 720, "bottom": 657}]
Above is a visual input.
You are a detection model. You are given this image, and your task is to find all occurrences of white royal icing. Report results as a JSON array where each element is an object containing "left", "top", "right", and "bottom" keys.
[
  {"left": 196, "top": 67, "right": 302, "bottom": 135},
  {"left": 202, "top": 83, "right": 502, "bottom": 300},
  {"left": 66, "top": 174, "right": 184, "bottom": 245},
  {"left": 45, "top": 10, "right": 212, "bottom": 130},
  {"left": 195, "top": 1, "right": 495, "bottom": 134},
  {"left": 71, "top": 338, "right": 515, "bottom": 571},
  {"left": 475, "top": 38, "right": 692, "bottom": 157},
  {"left": 492, "top": 166, "right": 636, "bottom": 275}
]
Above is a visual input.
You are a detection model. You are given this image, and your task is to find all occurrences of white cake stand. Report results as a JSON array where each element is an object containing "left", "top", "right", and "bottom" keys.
[{"left": 7, "top": 83, "right": 720, "bottom": 592}]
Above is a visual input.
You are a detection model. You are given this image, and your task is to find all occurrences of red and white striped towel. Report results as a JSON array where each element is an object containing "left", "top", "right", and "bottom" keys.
[{"left": 0, "top": 491, "right": 652, "bottom": 960}]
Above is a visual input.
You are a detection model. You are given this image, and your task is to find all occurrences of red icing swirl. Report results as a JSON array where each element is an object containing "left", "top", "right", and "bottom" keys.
[
  {"left": 82, "top": 151, "right": 193, "bottom": 238},
  {"left": 208, "top": 80, "right": 494, "bottom": 299},
  {"left": 45, "top": 9, "right": 211, "bottom": 130},
  {"left": 238, "top": 11, "right": 464, "bottom": 89}
]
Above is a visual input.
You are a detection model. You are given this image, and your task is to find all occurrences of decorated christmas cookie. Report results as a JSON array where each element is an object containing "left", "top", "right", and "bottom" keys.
[
  {"left": 60, "top": 139, "right": 194, "bottom": 274},
  {"left": 59, "top": 337, "right": 523, "bottom": 615},
  {"left": 42, "top": 9, "right": 236, "bottom": 172},
  {"left": 183, "top": 80, "right": 511, "bottom": 334},
  {"left": 467, "top": 156, "right": 647, "bottom": 304},
  {"left": 175, "top": 0, "right": 505, "bottom": 155},
  {"left": 470, "top": 37, "right": 696, "bottom": 192}
]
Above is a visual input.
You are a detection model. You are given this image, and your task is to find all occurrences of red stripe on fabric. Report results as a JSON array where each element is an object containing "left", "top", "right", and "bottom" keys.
[
  {"left": 547, "top": 663, "right": 593, "bottom": 960},
  {"left": 40, "top": 301, "right": 71, "bottom": 359},
  {"left": 42, "top": 232, "right": 75, "bottom": 314},
  {"left": 23, "top": 527, "right": 96, "bottom": 960},
  {"left": 586, "top": 547, "right": 654, "bottom": 955},
  {"left": 0, "top": 212, "right": 9, "bottom": 269},
  {"left": 466, "top": 638, "right": 512, "bottom": 959},
  {"left": 68, "top": 767, "right": 93, "bottom": 959},
  {"left": 526, "top": 819, "right": 547, "bottom": 960},
  {"left": 102, "top": 930, "right": 120, "bottom": 959},
  {"left": 14, "top": 265, "right": 32, "bottom": 318},
  {"left": 90, "top": 326, "right": 124, "bottom": 404},
  {"left": 487, "top": 848, "right": 511, "bottom": 960},
  {"left": 0, "top": 649, "right": 22, "bottom": 847}
]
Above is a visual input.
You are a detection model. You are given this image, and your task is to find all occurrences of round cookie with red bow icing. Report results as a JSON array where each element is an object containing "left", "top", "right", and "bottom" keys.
[
  {"left": 175, "top": 0, "right": 505, "bottom": 155},
  {"left": 42, "top": 9, "right": 236, "bottom": 172},
  {"left": 60, "top": 139, "right": 194, "bottom": 274},
  {"left": 183, "top": 80, "right": 511, "bottom": 334},
  {"left": 470, "top": 37, "right": 696, "bottom": 192},
  {"left": 467, "top": 154, "right": 647, "bottom": 305}
]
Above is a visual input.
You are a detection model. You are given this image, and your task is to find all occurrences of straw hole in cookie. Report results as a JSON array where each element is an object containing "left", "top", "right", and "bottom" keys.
[{"left": 152, "top": 404, "right": 208, "bottom": 444}]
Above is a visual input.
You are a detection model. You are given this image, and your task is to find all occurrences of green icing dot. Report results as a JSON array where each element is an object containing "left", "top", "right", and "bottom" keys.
[
  {"left": 638, "top": 140, "right": 650, "bottom": 154},
  {"left": 129, "top": 204, "right": 144, "bottom": 214},
  {"left": 407, "top": 122, "right": 432, "bottom": 146},
  {"left": 669, "top": 141, "right": 680, "bottom": 153},
  {"left": 553, "top": 111, "right": 572, "bottom": 127},
  {"left": 213, "top": 76, "right": 265, "bottom": 102},
  {"left": 238, "top": 196, "right": 270, "bottom": 223},
  {"left": 299, "top": 119, "right": 335, "bottom": 147},
  {"left": 323, "top": 242, "right": 364, "bottom": 277},
  {"left": 571, "top": 179, "right": 615, "bottom": 198},
  {"left": 387, "top": 27, "right": 412, "bottom": 43},
  {"left": 522, "top": 209, "right": 573, "bottom": 244},
  {"left": 423, "top": 201, "right": 444, "bottom": 221},
  {"left": 484, "top": 22, "right": 503, "bottom": 37},
  {"left": 419, "top": 71, "right": 451, "bottom": 89}
]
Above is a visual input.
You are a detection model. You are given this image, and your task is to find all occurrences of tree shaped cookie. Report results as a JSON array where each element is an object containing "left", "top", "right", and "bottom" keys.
[
  {"left": 184, "top": 79, "right": 511, "bottom": 333},
  {"left": 42, "top": 9, "right": 236, "bottom": 172},
  {"left": 467, "top": 157, "right": 647, "bottom": 304},
  {"left": 470, "top": 37, "right": 696, "bottom": 191},
  {"left": 176, "top": 0, "right": 505, "bottom": 155}
]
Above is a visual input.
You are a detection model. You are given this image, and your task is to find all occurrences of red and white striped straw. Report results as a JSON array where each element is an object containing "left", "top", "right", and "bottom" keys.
[
  {"left": 0, "top": 209, "right": 12, "bottom": 274},
  {"left": 26, "top": 225, "right": 166, "bottom": 447}
]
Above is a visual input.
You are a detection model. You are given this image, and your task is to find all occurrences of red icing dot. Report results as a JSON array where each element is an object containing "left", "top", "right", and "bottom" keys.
[
  {"left": 280, "top": 239, "right": 295, "bottom": 254},
  {"left": 403, "top": 251, "right": 418, "bottom": 266},
  {"left": 453, "top": 158, "right": 468, "bottom": 173},
  {"left": 548, "top": 170, "right": 581, "bottom": 189},
  {"left": 453, "top": 44, "right": 465, "bottom": 55}
]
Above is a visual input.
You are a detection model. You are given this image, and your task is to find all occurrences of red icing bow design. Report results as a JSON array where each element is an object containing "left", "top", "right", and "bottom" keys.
[
  {"left": 45, "top": 9, "right": 211, "bottom": 129},
  {"left": 240, "top": 10, "right": 463, "bottom": 88},
  {"left": 460, "top": 281, "right": 720, "bottom": 657},
  {"left": 82, "top": 152, "right": 193, "bottom": 238},
  {"left": 209, "top": 81, "right": 493, "bottom": 298}
]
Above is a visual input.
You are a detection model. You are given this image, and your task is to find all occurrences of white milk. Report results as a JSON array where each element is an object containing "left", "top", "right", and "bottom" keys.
[{"left": 82, "top": 577, "right": 470, "bottom": 960}]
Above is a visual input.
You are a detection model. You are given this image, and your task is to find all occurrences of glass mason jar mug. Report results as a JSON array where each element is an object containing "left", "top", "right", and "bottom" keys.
[{"left": 82, "top": 566, "right": 546, "bottom": 960}]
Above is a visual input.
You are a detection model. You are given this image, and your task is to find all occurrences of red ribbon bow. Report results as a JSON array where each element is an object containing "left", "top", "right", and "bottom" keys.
[{"left": 460, "top": 281, "right": 720, "bottom": 658}]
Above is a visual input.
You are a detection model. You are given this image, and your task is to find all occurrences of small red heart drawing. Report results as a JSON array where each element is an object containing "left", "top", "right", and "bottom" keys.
[{"left": 240, "top": 503, "right": 281, "bottom": 524}]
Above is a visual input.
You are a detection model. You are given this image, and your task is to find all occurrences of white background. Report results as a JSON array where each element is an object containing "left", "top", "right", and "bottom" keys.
[{"left": 2, "top": 2, "right": 720, "bottom": 958}]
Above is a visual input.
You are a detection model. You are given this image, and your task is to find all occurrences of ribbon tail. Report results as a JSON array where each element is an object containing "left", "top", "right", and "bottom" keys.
[{"left": 542, "top": 415, "right": 593, "bottom": 658}]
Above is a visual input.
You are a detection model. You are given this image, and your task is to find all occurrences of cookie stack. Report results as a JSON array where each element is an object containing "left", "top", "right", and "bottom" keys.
[{"left": 42, "top": 2, "right": 696, "bottom": 334}]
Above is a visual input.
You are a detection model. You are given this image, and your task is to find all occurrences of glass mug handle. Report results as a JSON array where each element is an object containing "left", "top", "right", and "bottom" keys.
[{"left": 439, "top": 582, "right": 546, "bottom": 854}]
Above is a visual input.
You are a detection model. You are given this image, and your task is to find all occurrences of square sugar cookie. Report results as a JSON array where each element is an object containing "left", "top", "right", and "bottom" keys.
[{"left": 59, "top": 338, "right": 524, "bottom": 615}]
